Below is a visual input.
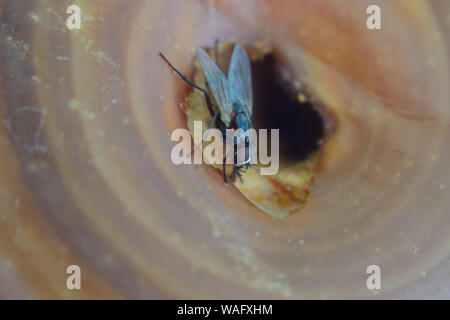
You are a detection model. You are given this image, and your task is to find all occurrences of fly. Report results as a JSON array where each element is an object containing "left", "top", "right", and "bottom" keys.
[{"left": 160, "top": 42, "right": 254, "bottom": 185}]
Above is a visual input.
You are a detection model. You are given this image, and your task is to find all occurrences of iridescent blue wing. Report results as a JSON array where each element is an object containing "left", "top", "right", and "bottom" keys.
[
  {"left": 197, "top": 48, "right": 233, "bottom": 126},
  {"left": 228, "top": 43, "right": 253, "bottom": 117}
]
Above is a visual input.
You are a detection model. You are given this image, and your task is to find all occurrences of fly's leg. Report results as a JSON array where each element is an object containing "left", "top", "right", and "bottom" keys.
[
  {"left": 222, "top": 140, "right": 237, "bottom": 185},
  {"left": 222, "top": 155, "right": 228, "bottom": 185},
  {"left": 159, "top": 52, "right": 215, "bottom": 117},
  {"left": 237, "top": 170, "right": 243, "bottom": 183},
  {"left": 230, "top": 166, "right": 244, "bottom": 183},
  {"left": 190, "top": 110, "right": 220, "bottom": 156},
  {"left": 159, "top": 52, "right": 220, "bottom": 156},
  {"left": 230, "top": 167, "right": 236, "bottom": 183}
]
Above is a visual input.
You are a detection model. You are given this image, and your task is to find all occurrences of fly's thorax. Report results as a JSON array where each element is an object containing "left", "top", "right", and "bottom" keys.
[{"left": 232, "top": 102, "right": 252, "bottom": 131}]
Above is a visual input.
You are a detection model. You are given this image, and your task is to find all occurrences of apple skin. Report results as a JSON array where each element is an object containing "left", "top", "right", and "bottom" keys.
[{"left": 0, "top": 0, "right": 449, "bottom": 299}]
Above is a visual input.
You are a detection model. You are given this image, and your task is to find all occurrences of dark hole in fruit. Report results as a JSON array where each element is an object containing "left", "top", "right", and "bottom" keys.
[{"left": 251, "top": 53, "right": 325, "bottom": 162}]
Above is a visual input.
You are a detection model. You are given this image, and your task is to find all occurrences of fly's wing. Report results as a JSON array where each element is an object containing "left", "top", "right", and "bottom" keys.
[
  {"left": 196, "top": 48, "right": 233, "bottom": 125},
  {"left": 228, "top": 43, "right": 253, "bottom": 117}
]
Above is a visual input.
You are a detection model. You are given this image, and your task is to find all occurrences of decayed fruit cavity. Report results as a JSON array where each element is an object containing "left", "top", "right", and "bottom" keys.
[{"left": 185, "top": 41, "right": 334, "bottom": 218}]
